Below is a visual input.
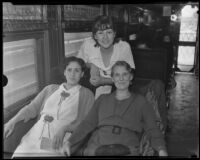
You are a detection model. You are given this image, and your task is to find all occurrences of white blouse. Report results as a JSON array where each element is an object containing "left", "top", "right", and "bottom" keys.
[
  {"left": 77, "top": 39, "right": 135, "bottom": 99},
  {"left": 77, "top": 38, "right": 135, "bottom": 77},
  {"left": 13, "top": 84, "right": 81, "bottom": 157}
]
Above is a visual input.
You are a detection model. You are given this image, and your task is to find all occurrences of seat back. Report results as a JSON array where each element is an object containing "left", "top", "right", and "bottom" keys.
[{"left": 133, "top": 48, "right": 168, "bottom": 85}]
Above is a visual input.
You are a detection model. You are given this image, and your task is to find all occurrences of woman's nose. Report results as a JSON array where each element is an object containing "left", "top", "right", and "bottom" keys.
[
  {"left": 119, "top": 75, "right": 124, "bottom": 81},
  {"left": 71, "top": 70, "right": 76, "bottom": 76},
  {"left": 103, "top": 32, "right": 108, "bottom": 39}
]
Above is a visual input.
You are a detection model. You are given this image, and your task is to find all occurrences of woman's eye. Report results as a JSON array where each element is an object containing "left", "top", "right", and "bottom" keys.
[
  {"left": 97, "top": 32, "right": 103, "bottom": 35},
  {"left": 123, "top": 73, "right": 129, "bottom": 77},
  {"left": 67, "top": 68, "right": 72, "bottom": 72},
  {"left": 75, "top": 69, "right": 81, "bottom": 73},
  {"left": 114, "top": 73, "right": 119, "bottom": 77}
]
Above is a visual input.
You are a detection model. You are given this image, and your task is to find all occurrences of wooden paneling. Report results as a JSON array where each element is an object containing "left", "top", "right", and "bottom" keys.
[{"left": 3, "top": 3, "right": 47, "bottom": 33}]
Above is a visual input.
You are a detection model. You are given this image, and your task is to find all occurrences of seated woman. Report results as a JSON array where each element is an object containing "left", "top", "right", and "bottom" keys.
[
  {"left": 63, "top": 61, "right": 168, "bottom": 156},
  {"left": 4, "top": 56, "right": 95, "bottom": 157},
  {"left": 77, "top": 15, "right": 135, "bottom": 99}
]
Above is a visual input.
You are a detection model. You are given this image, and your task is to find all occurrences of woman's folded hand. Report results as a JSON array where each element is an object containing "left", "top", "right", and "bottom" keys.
[
  {"left": 52, "top": 127, "right": 66, "bottom": 150},
  {"left": 60, "top": 141, "right": 71, "bottom": 156},
  {"left": 158, "top": 149, "right": 168, "bottom": 156}
]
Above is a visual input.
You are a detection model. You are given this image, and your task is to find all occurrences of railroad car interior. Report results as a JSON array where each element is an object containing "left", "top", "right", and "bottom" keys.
[{"left": 3, "top": 2, "right": 199, "bottom": 158}]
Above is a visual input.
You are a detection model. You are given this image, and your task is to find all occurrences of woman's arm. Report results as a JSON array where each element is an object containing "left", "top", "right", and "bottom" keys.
[
  {"left": 52, "top": 89, "right": 95, "bottom": 150},
  {"left": 89, "top": 63, "right": 113, "bottom": 87},
  {"left": 15, "top": 86, "right": 50, "bottom": 122},
  {"left": 4, "top": 86, "right": 50, "bottom": 138},
  {"left": 68, "top": 95, "right": 104, "bottom": 148},
  {"left": 90, "top": 75, "right": 113, "bottom": 87},
  {"left": 141, "top": 98, "right": 168, "bottom": 156}
]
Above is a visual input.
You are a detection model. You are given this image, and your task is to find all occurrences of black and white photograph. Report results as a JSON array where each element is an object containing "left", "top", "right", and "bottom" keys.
[{"left": 2, "top": 2, "right": 199, "bottom": 158}]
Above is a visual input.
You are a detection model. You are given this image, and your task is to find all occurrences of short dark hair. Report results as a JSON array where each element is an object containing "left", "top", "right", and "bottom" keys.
[
  {"left": 92, "top": 15, "right": 119, "bottom": 47},
  {"left": 62, "top": 56, "right": 86, "bottom": 73},
  {"left": 111, "top": 61, "right": 133, "bottom": 77}
]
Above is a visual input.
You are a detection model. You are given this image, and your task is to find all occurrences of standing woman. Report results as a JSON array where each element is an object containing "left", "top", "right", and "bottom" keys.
[
  {"left": 77, "top": 15, "right": 135, "bottom": 99},
  {"left": 4, "top": 56, "right": 95, "bottom": 157},
  {"left": 65, "top": 61, "right": 168, "bottom": 156}
]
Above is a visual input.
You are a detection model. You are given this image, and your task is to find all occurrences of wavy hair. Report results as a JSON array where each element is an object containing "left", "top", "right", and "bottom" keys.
[{"left": 92, "top": 15, "right": 120, "bottom": 47}]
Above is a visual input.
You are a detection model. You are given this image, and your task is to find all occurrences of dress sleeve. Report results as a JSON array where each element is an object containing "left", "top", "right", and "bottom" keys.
[
  {"left": 121, "top": 42, "right": 135, "bottom": 69},
  {"left": 141, "top": 98, "right": 167, "bottom": 152},
  {"left": 67, "top": 88, "right": 95, "bottom": 131},
  {"left": 68, "top": 95, "right": 104, "bottom": 145},
  {"left": 16, "top": 86, "right": 50, "bottom": 122}
]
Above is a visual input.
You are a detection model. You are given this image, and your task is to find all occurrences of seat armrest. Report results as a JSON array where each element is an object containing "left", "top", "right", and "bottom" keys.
[{"left": 4, "top": 118, "right": 37, "bottom": 158}]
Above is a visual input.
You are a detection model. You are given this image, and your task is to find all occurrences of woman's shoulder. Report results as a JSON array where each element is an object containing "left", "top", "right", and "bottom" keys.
[
  {"left": 115, "top": 40, "right": 131, "bottom": 48},
  {"left": 115, "top": 40, "right": 131, "bottom": 53},
  {"left": 43, "top": 84, "right": 59, "bottom": 92},
  {"left": 80, "top": 86, "right": 94, "bottom": 96},
  {"left": 132, "top": 92, "right": 147, "bottom": 104},
  {"left": 83, "top": 38, "right": 96, "bottom": 47}
]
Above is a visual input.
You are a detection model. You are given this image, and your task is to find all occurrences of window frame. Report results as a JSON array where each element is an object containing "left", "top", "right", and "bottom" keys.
[{"left": 3, "top": 31, "right": 50, "bottom": 112}]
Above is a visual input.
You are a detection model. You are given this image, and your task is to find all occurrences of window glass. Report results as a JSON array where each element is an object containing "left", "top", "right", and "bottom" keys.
[
  {"left": 3, "top": 39, "right": 39, "bottom": 108},
  {"left": 64, "top": 32, "right": 92, "bottom": 57}
]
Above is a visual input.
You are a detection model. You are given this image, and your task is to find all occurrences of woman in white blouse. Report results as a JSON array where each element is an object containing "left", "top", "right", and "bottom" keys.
[
  {"left": 4, "top": 56, "right": 95, "bottom": 157},
  {"left": 77, "top": 15, "right": 135, "bottom": 99}
]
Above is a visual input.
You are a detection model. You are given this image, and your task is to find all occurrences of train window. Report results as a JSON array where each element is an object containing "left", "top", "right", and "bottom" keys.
[
  {"left": 64, "top": 32, "right": 92, "bottom": 57},
  {"left": 177, "top": 5, "right": 198, "bottom": 71},
  {"left": 3, "top": 39, "right": 39, "bottom": 108}
]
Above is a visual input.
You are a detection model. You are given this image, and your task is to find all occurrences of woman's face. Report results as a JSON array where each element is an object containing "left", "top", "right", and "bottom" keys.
[
  {"left": 94, "top": 28, "right": 116, "bottom": 49},
  {"left": 112, "top": 65, "right": 133, "bottom": 90},
  {"left": 64, "top": 61, "right": 84, "bottom": 86}
]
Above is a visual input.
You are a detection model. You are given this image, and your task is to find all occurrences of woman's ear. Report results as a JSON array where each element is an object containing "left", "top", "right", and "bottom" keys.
[
  {"left": 111, "top": 77, "right": 115, "bottom": 83},
  {"left": 94, "top": 34, "right": 97, "bottom": 40},
  {"left": 114, "top": 31, "right": 116, "bottom": 37},
  {"left": 81, "top": 72, "right": 84, "bottom": 78},
  {"left": 130, "top": 74, "right": 133, "bottom": 81},
  {"left": 64, "top": 69, "right": 67, "bottom": 77}
]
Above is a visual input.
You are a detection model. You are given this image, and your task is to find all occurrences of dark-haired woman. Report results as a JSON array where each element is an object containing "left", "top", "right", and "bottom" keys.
[
  {"left": 4, "top": 56, "right": 95, "bottom": 157},
  {"left": 77, "top": 15, "right": 135, "bottom": 99}
]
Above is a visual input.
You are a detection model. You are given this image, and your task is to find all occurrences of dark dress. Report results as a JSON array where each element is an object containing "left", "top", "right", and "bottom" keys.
[{"left": 69, "top": 92, "right": 166, "bottom": 156}]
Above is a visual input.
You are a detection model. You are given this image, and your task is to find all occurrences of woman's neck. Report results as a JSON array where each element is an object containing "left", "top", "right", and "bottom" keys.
[
  {"left": 63, "top": 83, "right": 77, "bottom": 90},
  {"left": 115, "top": 89, "right": 131, "bottom": 100},
  {"left": 100, "top": 45, "right": 114, "bottom": 54}
]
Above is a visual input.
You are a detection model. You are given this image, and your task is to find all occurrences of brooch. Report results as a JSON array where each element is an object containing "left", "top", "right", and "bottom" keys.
[
  {"left": 44, "top": 115, "right": 54, "bottom": 123},
  {"left": 58, "top": 91, "right": 70, "bottom": 106}
]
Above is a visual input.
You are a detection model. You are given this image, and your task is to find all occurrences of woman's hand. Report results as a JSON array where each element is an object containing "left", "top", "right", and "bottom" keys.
[
  {"left": 145, "top": 89, "right": 157, "bottom": 105},
  {"left": 90, "top": 75, "right": 103, "bottom": 87},
  {"left": 60, "top": 141, "right": 71, "bottom": 156},
  {"left": 90, "top": 64, "right": 100, "bottom": 77},
  {"left": 90, "top": 64, "right": 102, "bottom": 87},
  {"left": 158, "top": 149, "right": 168, "bottom": 156},
  {"left": 52, "top": 127, "right": 66, "bottom": 150},
  {"left": 4, "top": 120, "right": 15, "bottom": 139}
]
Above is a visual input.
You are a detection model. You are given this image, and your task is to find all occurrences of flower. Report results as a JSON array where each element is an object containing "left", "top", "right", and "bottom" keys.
[
  {"left": 58, "top": 91, "right": 70, "bottom": 106},
  {"left": 61, "top": 91, "right": 70, "bottom": 100},
  {"left": 44, "top": 115, "right": 54, "bottom": 123}
]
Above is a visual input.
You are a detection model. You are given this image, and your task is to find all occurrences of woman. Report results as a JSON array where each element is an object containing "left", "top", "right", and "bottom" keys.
[
  {"left": 77, "top": 15, "right": 135, "bottom": 99},
  {"left": 4, "top": 56, "right": 95, "bottom": 157},
  {"left": 64, "top": 61, "right": 168, "bottom": 156}
]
